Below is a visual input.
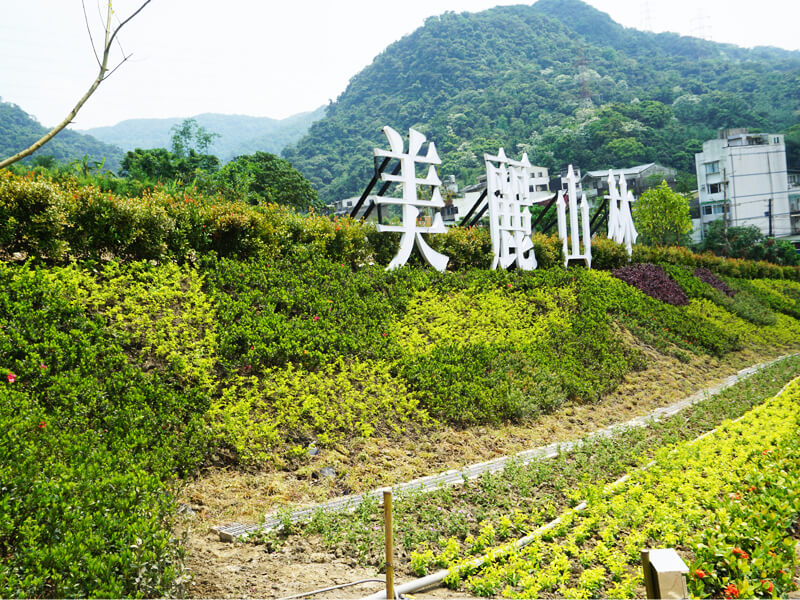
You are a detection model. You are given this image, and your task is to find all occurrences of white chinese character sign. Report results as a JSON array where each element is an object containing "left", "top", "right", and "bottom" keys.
[
  {"left": 485, "top": 149, "right": 537, "bottom": 271},
  {"left": 373, "top": 126, "right": 449, "bottom": 272},
  {"left": 606, "top": 170, "right": 638, "bottom": 258},
  {"left": 556, "top": 164, "right": 592, "bottom": 268}
]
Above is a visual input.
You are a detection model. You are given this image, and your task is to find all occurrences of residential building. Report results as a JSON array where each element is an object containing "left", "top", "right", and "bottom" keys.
[
  {"left": 325, "top": 195, "right": 379, "bottom": 219},
  {"left": 582, "top": 163, "right": 677, "bottom": 199},
  {"left": 695, "top": 129, "right": 791, "bottom": 241},
  {"left": 789, "top": 169, "right": 800, "bottom": 242}
]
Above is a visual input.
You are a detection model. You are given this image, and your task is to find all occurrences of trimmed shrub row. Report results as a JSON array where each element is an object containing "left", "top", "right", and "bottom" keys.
[{"left": 3, "top": 171, "right": 800, "bottom": 281}]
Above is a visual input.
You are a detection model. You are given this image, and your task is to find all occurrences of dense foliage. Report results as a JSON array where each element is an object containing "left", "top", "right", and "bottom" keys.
[
  {"left": 694, "top": 267, "right": 735, "bottom": 297},
  {"left": 3, "top": 170, "right": 800, "bottom": 595},
  {"left": 283, "top": 0, "right": 800, "bottom": 203},
  {"left": 3, "top": 171, "right": 800, "bottom": 276}
]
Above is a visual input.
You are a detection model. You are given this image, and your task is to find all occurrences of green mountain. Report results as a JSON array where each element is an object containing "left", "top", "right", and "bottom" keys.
[
  {"left": 0, "top": 99, "right": 125, "bottom": 170},
  {"left": 81, "top": 107, "right": 325, "bottom": 162},
  {"left": 282, "top": 0, "right": 800, "bottom": 203}
]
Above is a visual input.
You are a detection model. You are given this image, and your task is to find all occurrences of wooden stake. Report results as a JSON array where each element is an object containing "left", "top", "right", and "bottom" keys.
[{"left": 384, "top": 490, "right": 394, "bottom": 600}]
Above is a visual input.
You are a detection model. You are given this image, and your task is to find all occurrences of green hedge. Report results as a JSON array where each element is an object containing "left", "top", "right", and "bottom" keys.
[{"left": 3, "top": 171, "right": 800, "bottom": 281}]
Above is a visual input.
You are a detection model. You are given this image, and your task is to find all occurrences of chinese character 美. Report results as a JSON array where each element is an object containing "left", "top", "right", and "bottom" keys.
[{"left": 373, "top": 126, "right": 449, "bottom": 271}]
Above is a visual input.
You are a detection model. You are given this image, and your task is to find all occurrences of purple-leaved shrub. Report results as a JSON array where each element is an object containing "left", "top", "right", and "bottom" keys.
[
  {"left": 694, "top": 267, "right": 736, "bottom": 297},
  {"left": 612, "top": 263, "right": 689, "bottom": 306}
]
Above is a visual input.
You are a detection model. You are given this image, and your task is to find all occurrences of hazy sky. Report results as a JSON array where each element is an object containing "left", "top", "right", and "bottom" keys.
[{"left": 1, "top": 0, "right": 798, "bottom": 130}]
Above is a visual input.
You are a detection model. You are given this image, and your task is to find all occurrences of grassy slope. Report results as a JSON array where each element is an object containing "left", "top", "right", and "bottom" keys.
[{"left": 3, "top": 256, "right": 800, "bottom": 596}]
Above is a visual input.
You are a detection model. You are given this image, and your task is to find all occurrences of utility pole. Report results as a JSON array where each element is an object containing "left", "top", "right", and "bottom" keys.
[
  {"left": 722, "top": 167, "right": 729, "bottom": 241},
  {"left": 769, "top": 197, "right": 773, "bottom": 237}
]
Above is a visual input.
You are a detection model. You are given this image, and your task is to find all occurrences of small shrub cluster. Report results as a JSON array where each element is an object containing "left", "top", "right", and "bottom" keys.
[
  {"left": 694, "top": 267, "right": 735, "bottom": 296},
  {"left": 611, "top": 263, "right": 689, "bottom": 306},
  {"left": 590, "top": 235, "right": 629, "bottom": 270}
]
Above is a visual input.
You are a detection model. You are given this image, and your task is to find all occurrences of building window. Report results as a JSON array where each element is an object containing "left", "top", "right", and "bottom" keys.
[
  {"left": 702, "top": 206, "right": 713, "bottom": 216},
  {"left": 774, "top": 137, "right": 780, "bottom": 144},
  {"left": 705, "top": 162, "right": 720, "bottom": 175},
  {"left": 708, "top": 183, "right": 722, "bottom": 194},
  {"left": 713, "top": 204, "right": 725, "bottom": 215}
]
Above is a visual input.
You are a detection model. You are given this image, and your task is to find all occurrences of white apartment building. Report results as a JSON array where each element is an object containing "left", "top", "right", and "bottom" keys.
[{"left": 695, "top": 129, "right": 791, "bottom": 241}]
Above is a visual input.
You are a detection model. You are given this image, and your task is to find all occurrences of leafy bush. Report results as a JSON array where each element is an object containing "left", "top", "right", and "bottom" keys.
[
  {"left": 529, "top": 232, "right": 563, "bottom": 270},
  {"left": 590, "top": 235, "right": 629, "bottom": 270},
  {"left": 612, "top": 263, "right": 689, "bottom": 306},
  {"left": 428, "top": 226, "right": 493, "bottom": 270},
  {"left": 0, "top": 170, "right": 68, "bottom": 260}
]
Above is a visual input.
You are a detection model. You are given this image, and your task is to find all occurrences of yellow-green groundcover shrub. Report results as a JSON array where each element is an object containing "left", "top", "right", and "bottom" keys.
[{"left": 426, "top": 379, "right": 800, "bottom": 599}]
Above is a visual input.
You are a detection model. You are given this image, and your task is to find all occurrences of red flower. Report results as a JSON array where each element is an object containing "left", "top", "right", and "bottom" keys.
[
  {"left": 732, "top": 548, "right": 749, "bottom": 560},
  {"left": 313, "top": 316, "right": 319, "bottom": 322},
  {"left": 723, "top": 583, "right": 740, "bottom": 598},
  {"left": 39, "top": 363, "right": 46, "bottom": 370},
  {"left": 38, "top": 421, "right": 46, "bottom": 429},
  {"left": 761, "top": 580, "right": 773, "bottom": 594},
  {"left": 694, "top": 569, "right": 707, "bottom": 578},
  {"left": 7, "top": 373, "right": 16, "bottom": 383}
]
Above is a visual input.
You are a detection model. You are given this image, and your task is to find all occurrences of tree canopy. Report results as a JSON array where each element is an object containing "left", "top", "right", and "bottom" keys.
[
  {"left": 282, "top": 0, "right": 800, "bottom": 204},
  {"left": 633, "top": 180, "right": 692, "bottom": 246},
  {"left": 214, "top": 152, "right": 321, "bottom": 210}
]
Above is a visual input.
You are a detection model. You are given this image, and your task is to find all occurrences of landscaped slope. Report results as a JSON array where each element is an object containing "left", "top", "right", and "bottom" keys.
[{"left": 2, "top": 247, "right": 800, "bottom": 596}]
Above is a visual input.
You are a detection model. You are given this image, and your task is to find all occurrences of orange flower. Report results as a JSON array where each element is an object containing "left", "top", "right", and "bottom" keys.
[{"left": 723, "top": 583, "right": 740, "bottom": 598}]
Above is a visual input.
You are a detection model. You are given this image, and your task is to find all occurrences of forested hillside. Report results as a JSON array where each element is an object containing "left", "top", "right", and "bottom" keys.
[
  {"left": 283, "top": 0, "right": 800, "bottom": 203},
  {"left": 0, "top": 99, "right": 124, "bottom": 170},
  {"left": 82, "top": 107, "right": 325, "bottom": 162}
]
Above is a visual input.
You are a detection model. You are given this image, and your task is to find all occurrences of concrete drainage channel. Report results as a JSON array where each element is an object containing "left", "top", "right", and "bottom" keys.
[{"left": 212, "top": 354, "right": 796, "bottom": 543}]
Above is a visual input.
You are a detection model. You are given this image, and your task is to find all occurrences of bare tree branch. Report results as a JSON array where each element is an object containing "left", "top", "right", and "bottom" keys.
[
  {"left": 82, "top": 0, "right": 102, "bottom": 68},
  {"left": 0, "top": 0, "right": 153, "bottom": 169}
]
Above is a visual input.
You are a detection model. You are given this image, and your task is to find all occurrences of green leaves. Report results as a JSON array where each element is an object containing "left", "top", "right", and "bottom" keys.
[{"left": 632, "top": 180, "right": 693, "bottom": 247}]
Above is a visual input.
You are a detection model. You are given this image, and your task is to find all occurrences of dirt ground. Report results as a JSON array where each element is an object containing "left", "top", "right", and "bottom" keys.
[{"left": 177, "top": 345, "right": 795, "bottom": 599}]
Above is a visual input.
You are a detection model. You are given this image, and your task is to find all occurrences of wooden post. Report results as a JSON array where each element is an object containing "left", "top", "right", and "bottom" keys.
[{"left": 384, "top": 490, "right": 394, "bottom": 600}]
